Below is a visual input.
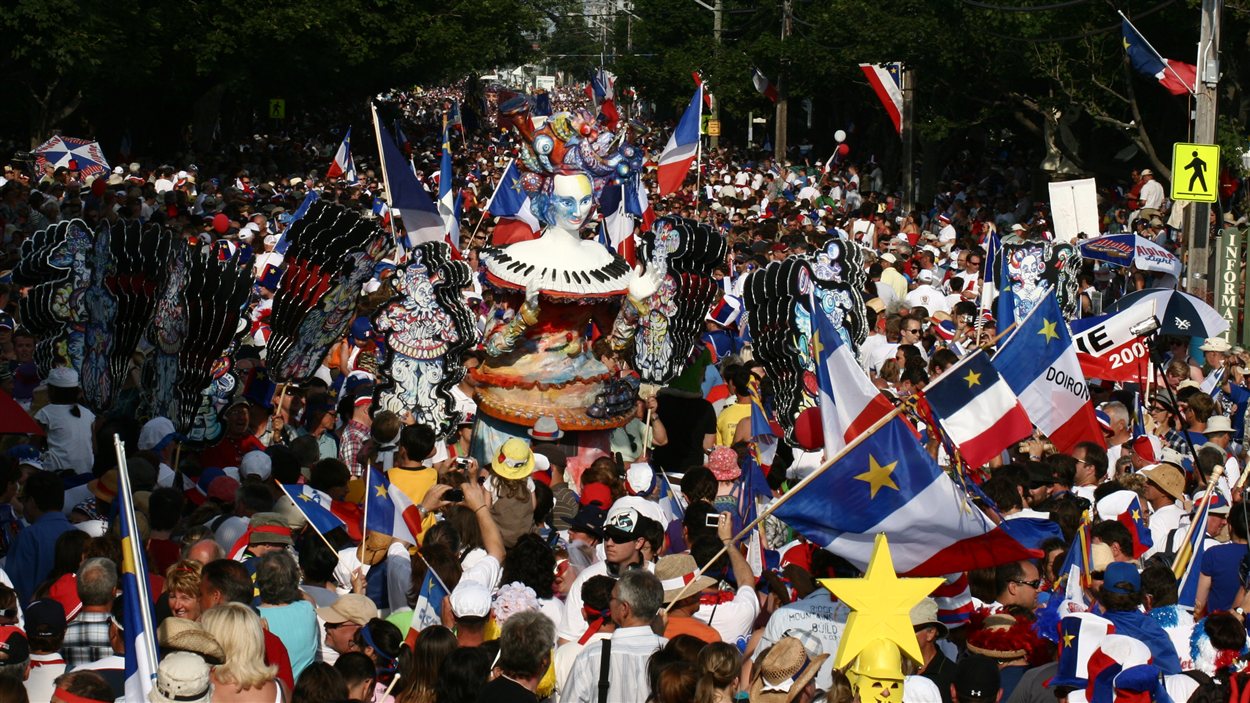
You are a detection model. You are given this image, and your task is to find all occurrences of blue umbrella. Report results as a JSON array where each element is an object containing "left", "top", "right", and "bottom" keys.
[
  {"left": 1079, "top": 234, "right": 1181, "bottom": 278},
  {"left": 1105, "top": 288, "right": 1228, "bottom": 338}
]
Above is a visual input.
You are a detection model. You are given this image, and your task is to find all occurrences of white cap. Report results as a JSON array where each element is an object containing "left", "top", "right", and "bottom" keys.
[
  {"left": 450, "top": 580, "right": 492, "bottom": 618},
  {"left": 918, "top": 269, "right": 934, "bottom": 283},
  {"left": 240, "top": 450, "right": 272, "bottom": 481},
  {"left": 47, "top": 367, "right": 79, "bottom": 388},
  {"left": 138, "top": 417, "right": 178, "bottom": 452}
]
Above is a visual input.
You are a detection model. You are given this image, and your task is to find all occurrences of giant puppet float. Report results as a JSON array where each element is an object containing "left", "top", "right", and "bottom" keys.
[{"left": 468, "top": 100, "right": 724, "bottom": 475}]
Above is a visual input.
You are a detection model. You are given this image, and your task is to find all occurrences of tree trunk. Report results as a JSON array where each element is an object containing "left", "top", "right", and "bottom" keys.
[{"left": 192, "top": 83, "right": 227, "bottom": 154}]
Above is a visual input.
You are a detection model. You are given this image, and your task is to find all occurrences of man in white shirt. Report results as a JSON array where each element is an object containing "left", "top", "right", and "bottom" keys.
[
  {"left": 757, "top": 586, "right": 850, "bottom": 690},
  {"left": 1141, "top": 462, "right": 1187, "bottom": 559},
  {"left": 905, "top": 269, "right": 951, "bottom": 316},
  {"left": 1138, "top": 169, "right": 1165, "bottom": 216},
  {"left": 561, "top": 570, "right": 667, "bottom": 703},
  {"left": 559, "top": 508, "right": 659, "bottom": 643}
]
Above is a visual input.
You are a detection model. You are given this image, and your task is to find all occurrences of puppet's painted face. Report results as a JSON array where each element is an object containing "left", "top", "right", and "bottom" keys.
[
  {"left": 857, "top": 676, "right": 903, "bottom": 703},
  {"left": 549, "top": 173, "right": 594, "bottom": 232}
]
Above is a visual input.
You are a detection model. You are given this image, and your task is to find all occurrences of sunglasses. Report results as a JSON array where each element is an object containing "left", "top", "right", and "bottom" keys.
[{"left": 1012, "top": 579, "right": 1042, "bottom": 589}]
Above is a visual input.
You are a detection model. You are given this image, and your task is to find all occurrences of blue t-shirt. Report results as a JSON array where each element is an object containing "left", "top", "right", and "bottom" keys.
[{"left": 1201, "top": 542, "right": 1248, "bottom": 612}]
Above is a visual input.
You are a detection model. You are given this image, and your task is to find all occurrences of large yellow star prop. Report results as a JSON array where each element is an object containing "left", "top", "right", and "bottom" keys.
[
  {"left": 963, "top": 369, "right": 982, "bottom": 388},
  {"left": 819, "top": 534, "right": 943, "bottom": 668},
  {"left": 855, "top": 455, "right": 900, "bottom": 499},
  {"left": 1039, "top": 319, "right": 1060, "bottom": 343}
]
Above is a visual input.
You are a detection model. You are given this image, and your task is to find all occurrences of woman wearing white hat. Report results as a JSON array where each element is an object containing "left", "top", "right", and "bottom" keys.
[{"left": 34, "top": 367, "right": 96, "bottom": 475}]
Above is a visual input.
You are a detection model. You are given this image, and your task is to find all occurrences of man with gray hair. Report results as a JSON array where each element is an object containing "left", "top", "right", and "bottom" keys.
[
  {"left": 560, "top": 570, "right": 667, "bottom": 703},
  {"left": 63, "top": 557, "right": 118, "bottom": 667},
  {"left": 479, "top": 611, "right": 556, "bottom": 702},
  {"left": 1101, "top": 401, "right": 1132, "bottom": 468}
]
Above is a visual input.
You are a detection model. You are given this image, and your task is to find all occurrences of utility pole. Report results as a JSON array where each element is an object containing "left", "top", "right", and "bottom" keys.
[
  {"left": 709, "top": 0, "right": 723, "bottom": 149},
  {"left": 1185, "top": 0, "right": 1222, "bottom": 300},
  {"left": 775, "top": 0, "right": 792, "bottom": 161},
  {"left": 901, "top": 66, "right": 916, "bottom": 212}
]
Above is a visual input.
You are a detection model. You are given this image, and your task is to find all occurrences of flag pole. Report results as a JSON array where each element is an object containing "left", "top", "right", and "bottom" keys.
[
  {"left": 662, "top": 317, "right": 1023, "bottom": 612},
  {"left": 359, "top": 470, "right": 371, "bottom": 565},
  {"left": 113, "top": 434, "right": 160, "bottom": 692},
  {"left": 275, "top": 481, "right": 338, "bottom": 555},
  {"left": 1118, "top": 10, "right": 1198, "bottom": 97},
  {"left": 1172, "top": 464, "right": 1224, "bottom": 579},
  {"left": 695, "top": 80, "right": 704, "bottom": 215},
  {"left": 369, "top": 101, "right": 394, "bottom": 213}
]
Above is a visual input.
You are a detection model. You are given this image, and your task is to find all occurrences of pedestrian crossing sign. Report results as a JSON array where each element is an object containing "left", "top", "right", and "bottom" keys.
[{"left": 1170, "top": 142, "right": 1219, "bottom": 203}]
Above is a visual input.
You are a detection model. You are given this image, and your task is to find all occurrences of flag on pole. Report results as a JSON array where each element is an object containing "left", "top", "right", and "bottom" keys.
[
  {"left": 274, "top": 190, "right": 320, "bottom": 255},
  {"left": 656, "top": 83, "right": 704, "bottom": 196},
  {"left": 371, "top": 104, "right": 443, "bottom": 247},
  {"left": 748, "top": 377, "right": 782, "bottom": 466},
  {"left": 1177, "top": 495, "right": 1221, "bottom": 608},
  {"left": 366, "top": 468, "right": 425, "bottom": 545},
  {"left": 326, "top": 127, "right": 357, "bottom": 183},
  {"left": 116, "top": 439, "right": 159, "bottom": 702},
  {"left": 811, "top": 298, "right": 896, "bottom": 459},
  {"left": 1122, "top": 19, "right": 1196, "bottom": 96},
  {"left": 484, "top": 160, "right": 541, "bottom": 245},
  {"left": 410, "top": 568, "right": 449, "bottom": 634},
  {"left": 769, "top": 409, "right": 1036, "bottom": 576},
  {"left": 280, "top": 483, "right": 347, "bottom": 535},
  {"left": 752, "top": 68, "right": 779, "bottom": 102},
  {"left": 438, "top": 124, "right": 460, "bottom": 251},
  {"left": 992, "top": 292, "right": 1105, "bottom": 453},
  {"left": 923, "top": 350, "right": 1032, "bottom": 468},
  {"left": 859, "top": 63, "right": 904, "bottom": 135},
  {"left": 979, "top": 230, "right": 1000, "bottom": 320}
]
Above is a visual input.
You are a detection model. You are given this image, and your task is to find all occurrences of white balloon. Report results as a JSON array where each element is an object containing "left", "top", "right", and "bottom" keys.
[{"left": 834, "top": 129, "right": 847, "bottom": 143}]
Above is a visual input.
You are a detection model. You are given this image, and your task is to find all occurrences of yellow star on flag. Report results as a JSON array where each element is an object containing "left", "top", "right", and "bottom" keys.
[
  {"left": 855, "top": 455, "right": 900, "bottom": 499},
  {"left": 509, "top": 177, "right": 523, "bottom": 194},
  {"left": 811, "top": 330, "right": 825, "bottom": 360},
  {"left": 963, "top": 370, "right": 982, "bottom": 388},
  {"left": 298, "top": 493, "right": 313, "bottom": 502},
  {"left": 375, "top": 484, "right": 388, "bottom": 499},
  {"left": 1131, "top": 509, "right": 1141, "bottom": 521},
  {"left": 819, "top": 534, "right": 944, "bottom": 667},
  {"left": 1062, "top": 633, "right": 1074, "bottom": 648},
  {"left": 1039, "top": 319, "right": 1060, "bottom": 343}
]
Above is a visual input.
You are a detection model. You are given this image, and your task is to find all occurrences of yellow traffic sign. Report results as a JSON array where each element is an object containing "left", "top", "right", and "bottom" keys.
[
  {"left": 707, "top": 120, "right": 721, "bottom": 136},
  {"left": 1170, "top": 142, "right": 1219, "bottom": 202},
  {"left": 269, "top": 98, "right": 286, "bottom": 120}
]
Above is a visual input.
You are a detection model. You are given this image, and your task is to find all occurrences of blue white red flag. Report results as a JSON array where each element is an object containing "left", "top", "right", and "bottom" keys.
[
  {"left": 485, "top": 159, "right": 540, "bottom": 245},
  {"left": 980, "top": 230, "right": 1000, "bottom": 319},
  {"left": 859, "top": 63, "right": 903, "bottom": 134},
  {"left": 748, "top": 377, "right": 782, "bottom": 465},
  {"left": 326, "top": 127, "right": 357, "bottom": 183},
  {"left": 366, "top": 468, "right": 425, "bottom": 545},
  {"left": 656, "top": 84, "right": 703, "bottom": 196},
  {"left": 1177, "top": 494, "right": 1220, "bottom": 608},
  {"left": 275, "top": 190, "right": 320, "bottom": 254},
  {"left": 1122, "top": 20, "right": 1196, "bottom": 96},
  {"left": 372, "top": 104, "right": 443, "bottom": 247},
  {"left": 118, "top": 446, "right": 159, "bottom": 701},
  {"left": 410, "top": 568, "right": 449, "bottom": 635},
  {"left": 438, "top": 125, "right": 459, "bottom": 250},
  {"left": 992, "top": 292, "right": 1104, "bottom": 453},
  {"left": 769, "top": 410, "right": 1035, "bottom": 576},
  {"left": 752, "top": 68, "right": 779, "bottom": 102},
  {"left": 923, "top": 350, "right": 1031, "bottom": 468},
  {"left": 280, "top": 483, "right": 346, "bottom": 535},
  {"left": 811, "top": 298, "right": 895, "bottom": 459}
]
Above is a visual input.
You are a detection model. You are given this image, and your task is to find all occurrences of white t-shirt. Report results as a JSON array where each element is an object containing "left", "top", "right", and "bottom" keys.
[
  {"left": 758, "top": 591, "right": 850, "bottom": 690},
  {"left": 695, "top": 586, "right": 759, "bottom": 647},
  {"left": 559, "top": 560, "right": 655, "bottom": 642},
  {"left": 905, "top": 285, "right": 951, "bottom": 316},
  {"left": 34, "top": 403, "right": 96, "bottom": 474}
]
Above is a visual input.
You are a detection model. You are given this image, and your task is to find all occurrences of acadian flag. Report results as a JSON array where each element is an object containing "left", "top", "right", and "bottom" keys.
[
  {"left": 1176, "top": 494, "right": 1224, "bottom": 608},
  {"left": 811, "top": 299, "right": 895, "bottom": 459},
  {"left": 752, "top": 68, "right": 779, "bottom": 102},
  {"left": 992, "top": 292, "right": 1105, "bottom": 453},
  {"left": 859, "top": 63, "right": 903, "bottom": 135},
  {"left": 371, "top": 104, "right": 443, "bottom": 246},
  {"left": 409, "top": 567, "right": 449, "bottom": 639},
  {"left": 280, "top": 483, "right": 347, "bottom": 535},
  {"left": 366, "top": 468, "right": 425, "bottom": 545},
  {"left": 117, "top": 439, "right": 159, "bottom": 701},
  {"left": 484, "top": 159, "right": 541, "bottom": 245},
  {"left": 1122, "top": 19, "right": 1196, "bottom": 96},
  {"left": 656, "top": 83, "right": 704, "bottom": 196},
  {"left": 438, "top": 124, "right": 460, "bottom": 251},
  {"left": 923, "top": 350, "right": 1032, "bottom": 468},
  {"left": 326, "top": 127, "right": 357, "bottom": 183},
  {"left": 748, "top": 377, "right": 782, "bottom": 466}
]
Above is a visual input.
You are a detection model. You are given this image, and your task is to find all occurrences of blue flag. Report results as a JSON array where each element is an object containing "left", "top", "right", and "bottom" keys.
[
  {"left": 118, "top": 443, "right": 159, "bottom": 700},
  {"left": 281, "top": 484, "right": 346, "bottom": 535},
  {"left": 372, "top": 105, "right": 443, "bottom": 246},
  {"left": 410, "top": 568, "right": 448, "bottom": 634},
  {"left": 275, "top": 190, "right": 320, "bottom": 254}
]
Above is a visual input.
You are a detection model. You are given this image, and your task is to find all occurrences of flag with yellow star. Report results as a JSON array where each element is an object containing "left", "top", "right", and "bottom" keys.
[
  {"left": 482, "top": 159, "right": 540, "bottom": 244},
  {"left": 922, "top": 349, "right": 1031, "bottom": 468},
  {"left": 992, "top": 292, "right": 1104, "bottom": 453},
  {"left": 366, "top": 468, "right": 425, "bottom": 545},
  {"left": 771, "top": 412, "right": 1035, "bottom": 576},
  {"left": 280, "top": 483, "right": 347, "bottom": 535}
]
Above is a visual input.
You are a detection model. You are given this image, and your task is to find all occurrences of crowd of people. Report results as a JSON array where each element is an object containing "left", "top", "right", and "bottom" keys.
[{"left": 0, "top": 81, "right": 1243, "bottom": 703}]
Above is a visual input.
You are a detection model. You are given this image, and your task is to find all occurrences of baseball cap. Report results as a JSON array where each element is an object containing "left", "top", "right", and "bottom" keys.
[
  {"left": 603, "top": 507, "right": 645, "bottom": 543},
  {"left": 240, "top": 450, "right": 272, "bottom": 481},
  {"left": 918, "top": 269, "right": 934, "bottom": 283},
  {"left": 25, "top": 600, "right": 66, "bottom": 638},
  {"left": 247, "top": 513, "right": 293, "bottom": 546},
  {"left": 316, "top": 593, "right": 379, "bottom": 625},
  {"left": 569, "top": 505, "right": 607, "bottom": 540},
  {"left": 1102, "top": 562, "right": 1141, "bottom": 594},
  {"left": 450, "top": 580, "right": 492, "bottom": 618},
  {"left": 955, "top": 654, "right": 1001, "bottom": 700},
  {"left": 0, "top": 627, "right": 29, "bottom": 665},
  {"left": 138, "top": 417, "right": 181, "bottom": 452}
]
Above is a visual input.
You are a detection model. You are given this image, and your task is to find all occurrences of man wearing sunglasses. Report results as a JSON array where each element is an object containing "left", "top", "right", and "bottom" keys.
[
  {"left": 985, "top": 560, "right": 1041, "bottom": 613},
  {"left": 557, "top": 507, "right": 659, "bottom": 644}
]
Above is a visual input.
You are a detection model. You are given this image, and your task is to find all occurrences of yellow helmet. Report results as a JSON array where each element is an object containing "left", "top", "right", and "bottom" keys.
[{"left": 849, "top": 639, "right": 904, "bottom": 682}]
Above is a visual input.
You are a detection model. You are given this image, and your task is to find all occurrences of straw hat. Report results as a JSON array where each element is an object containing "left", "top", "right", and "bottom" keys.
[
  {"left": 157, "top": 618, "right": 225, "bottom": 665},
  {"left": 749, "top": 637, "right": 828, "bottom": 703},
  {"left": 655, "top": 554, "right": 717, "bottom": 604}
]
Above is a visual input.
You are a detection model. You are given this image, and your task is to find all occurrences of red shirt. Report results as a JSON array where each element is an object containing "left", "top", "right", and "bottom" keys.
[
  {"left": 263, "top": 629, "right": 294, "bottom": 691},
  {"left": 199, "top": 434, "right": 265, "bottom": 470}
]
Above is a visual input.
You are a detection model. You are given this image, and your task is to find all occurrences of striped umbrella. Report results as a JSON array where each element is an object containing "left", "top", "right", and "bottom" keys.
[
  {"left": 33, "top": 135, "right": 110, "bottom": 178},
  {"left": 1105, "top": 287, "right": 1228, "bottom": 338}
]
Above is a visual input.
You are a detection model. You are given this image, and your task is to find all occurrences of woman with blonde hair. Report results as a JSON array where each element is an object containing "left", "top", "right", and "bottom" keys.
[
  {"left": 164, "top": 560, "right": 203, "bottom": 621},
  {"left": 694, "top": 641, "right": 741, "bottom": 703},
  {"left": 201, "top": 603, "right": 283, "bottom": 703}
]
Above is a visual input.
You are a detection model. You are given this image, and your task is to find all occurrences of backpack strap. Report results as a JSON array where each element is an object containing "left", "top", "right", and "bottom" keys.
[{"left": 598, "top": 638, "right": 613, "bottom": 703}]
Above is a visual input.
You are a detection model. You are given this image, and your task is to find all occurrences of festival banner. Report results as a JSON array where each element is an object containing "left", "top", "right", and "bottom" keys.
[{"left": 1070, "top": 301, "right": 1156, "bottom": 382}]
